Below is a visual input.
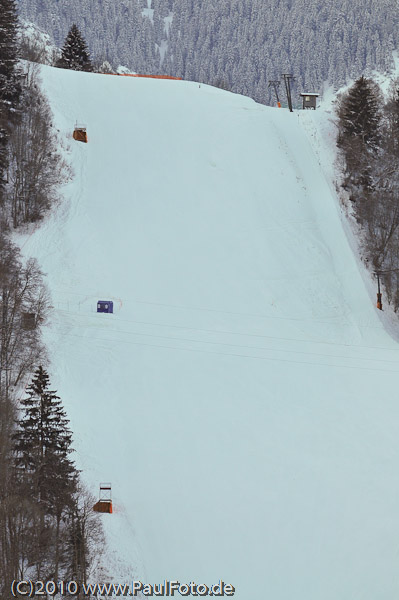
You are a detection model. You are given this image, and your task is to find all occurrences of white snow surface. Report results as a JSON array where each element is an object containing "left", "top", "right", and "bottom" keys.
[{"left": 18, "top": 65, "right": 399, "bottom": 599}]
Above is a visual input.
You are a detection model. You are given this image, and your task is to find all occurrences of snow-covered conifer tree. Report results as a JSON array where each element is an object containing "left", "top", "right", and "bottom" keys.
[
  {"left": 0, "top": 0, "right": 21, "bottom": 191},
  {"left": 13, "top": 366, "right": 77, "bottom": 514},
  {"left": 0, "top": 0, "right": 21, "bottom": 109},
  {"left": 97, "top": 60, "right": 114, "bottom": 74},
  {"left": 337, "top": 76, "right": 382, "bottom": 190},
  {"left": 57, "top": 24, "right": 93, "bottom": 72}
]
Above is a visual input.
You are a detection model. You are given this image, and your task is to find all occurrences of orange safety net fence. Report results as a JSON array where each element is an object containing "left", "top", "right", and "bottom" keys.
[{"left": 106, "top": 73, "right": 182, "bottom": 80}]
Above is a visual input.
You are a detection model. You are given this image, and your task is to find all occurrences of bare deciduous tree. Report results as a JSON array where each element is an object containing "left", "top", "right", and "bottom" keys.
[{"left": 7, "top": 64, "right": 70, "bottom": 228}]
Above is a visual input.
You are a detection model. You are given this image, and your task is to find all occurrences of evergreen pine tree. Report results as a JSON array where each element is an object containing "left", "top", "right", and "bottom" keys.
[
  {"left": 13, "top": 366, "right": 78, "bottom": 578},
  {"left": 337, "top": 76, "right": 382, "bottom": 190},
  {"left": 0, "top": 0, "right": 21, "bottom": 194},
  {"left": 13, "top": 366, "right": 77, "bottom": 516},
  {"left": 337, "top": 76, "right": 382, "bottom": 150},
  {"left": 0, "top": 0, "right": 21, "bottom": 110},
  {"left": 97, "top": 60, "right": 114, "bottom": 74},
  {"left": 57, "top": 24, "right": 93, "bottom": 72}
]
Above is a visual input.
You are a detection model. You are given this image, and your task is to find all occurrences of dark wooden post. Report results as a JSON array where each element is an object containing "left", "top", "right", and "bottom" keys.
[{"left": 376, "top": 272, "right": 382, "bottom": 310}]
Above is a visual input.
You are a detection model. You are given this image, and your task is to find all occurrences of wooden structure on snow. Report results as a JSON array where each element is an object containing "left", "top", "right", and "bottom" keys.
[
  {"left": 299, "top": 93, "right": 319, "bottom": 110},
  {"left": 73, "top": 123, "right": 88, "bottom": 143},
  {"left": 93, "top": 483, "right": 113, "bottom": 514}
]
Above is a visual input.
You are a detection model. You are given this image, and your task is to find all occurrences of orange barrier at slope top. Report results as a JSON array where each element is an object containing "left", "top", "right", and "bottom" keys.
[{"left": 106, "top": 73, "right": 182, "bottom": 80}]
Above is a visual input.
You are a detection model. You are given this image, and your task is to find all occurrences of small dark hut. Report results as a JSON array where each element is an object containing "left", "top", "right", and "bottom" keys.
[
  {"left": 97, "top": 300, "right": 113, "bottom": 314},
  {"left": 300, "top": 93, "right": 319, "bottom": 110},
  {"left": 73, "top": 124, "right": 88, "bottom": 143}
]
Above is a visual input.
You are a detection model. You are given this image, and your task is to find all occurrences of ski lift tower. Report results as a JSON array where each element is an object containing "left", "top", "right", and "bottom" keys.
[
  {"left": 268, "top": 80, "right": 282, "bottom": 107},
  {"left": 281, "top": 74, "right": 295, "bottom": 112}
]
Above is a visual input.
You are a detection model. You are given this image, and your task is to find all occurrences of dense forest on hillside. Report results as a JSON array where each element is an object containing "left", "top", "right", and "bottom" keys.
[
  {"left": 17, "top": 0, "right": 160, "bottom": 73},
  {"left": 16, "top": 0, "right": 399, "bottom": 105},
  {"left": 337, "top": 76, "right": 399, "bottom": 309},
  {"left": 0, "top": 1, "right": 104, "bottom": 592}
]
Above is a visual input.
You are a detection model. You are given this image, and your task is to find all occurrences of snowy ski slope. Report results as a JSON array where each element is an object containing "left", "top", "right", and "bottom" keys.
[{"left": 19, "top": 65, "right": 399, "bottom": 599}]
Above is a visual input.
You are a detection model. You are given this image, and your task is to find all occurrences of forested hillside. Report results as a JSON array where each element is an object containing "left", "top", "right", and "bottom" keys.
[
  {"left": 0, "top": 1, "right": 104, "bottom": 590},
  {"left": 17, "top": 0, "right": 399, "bottom": 105},
  {"left": 336, "top": 75, "right": 399, "bottom": 310},
  {"left": 17, "top": 0, "right": 160, "bottom": 73}
]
